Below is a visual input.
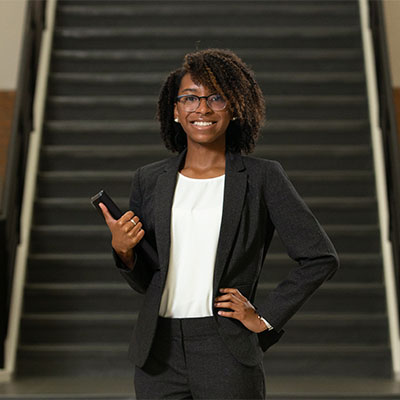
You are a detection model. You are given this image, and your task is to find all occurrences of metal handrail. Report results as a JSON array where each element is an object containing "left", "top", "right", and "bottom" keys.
[
  {"left": 0, "top": 0, "right": 46, "bottom": 368},
  {"left": 368, "top": 0, "right": 400, "bottom": 308}
]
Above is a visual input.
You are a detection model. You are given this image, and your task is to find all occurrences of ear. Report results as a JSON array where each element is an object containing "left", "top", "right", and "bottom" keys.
[{"left": 174, "top": 103, "right": 178, "bottom": 120}]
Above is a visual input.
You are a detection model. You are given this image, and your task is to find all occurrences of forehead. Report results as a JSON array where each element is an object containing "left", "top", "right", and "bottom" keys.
[{"left": 178, "top": 73, "right": 214, "bottom": 94}]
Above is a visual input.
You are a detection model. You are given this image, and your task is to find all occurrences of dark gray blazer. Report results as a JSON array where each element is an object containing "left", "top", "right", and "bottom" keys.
[{"left": 113, "top": 147, "right": 339, "bottom": 368}]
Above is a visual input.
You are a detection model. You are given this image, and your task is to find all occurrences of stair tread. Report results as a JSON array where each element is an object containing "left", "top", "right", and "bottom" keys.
[
  {"left": 48, "top": 95, "right": 366, "bottom": 103},
  {"left": 31, "top": 223, "right": 380, "bottom": 232},
  {"left": 55, "top": 26, "right": 360, "bottom": 37},
  {"left": 25, "top": 282, "right": 384, "bottom": 290},
  {"left": 44, "top": 119, "right": 370, "bottom": 132},
  {"left": 21, "top": 311, "right": 387, "bottom": 321},
  {"left": 58, "top": 4, "right": 358, "bottom": 15},
  {"left": 19, "top": 343, "right": 390, "bottom": 352},
  {"left": 41, "top": 144, "right": 371, "bottom": 155},
  {"left": 28, "top": 252, "right": 381, "bottom": 261},
  {"left": 50, "top": 71, "right": 363, "bottom": 82},
  {"left": 53, "top": 48, "right": 363, "bottom": 60},
  {"left": 38, "top": 169, "right": 374, "bottom": 178}
]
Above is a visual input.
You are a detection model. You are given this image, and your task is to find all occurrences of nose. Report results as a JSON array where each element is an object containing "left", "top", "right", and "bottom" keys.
[{"left": 196, "top": 97, "right": 212, "bottom": 114}]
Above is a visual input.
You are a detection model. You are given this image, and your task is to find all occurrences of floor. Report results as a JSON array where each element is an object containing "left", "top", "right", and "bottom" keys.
[{"left": 0, "top": 375, "right": 400, "bottom": 399}]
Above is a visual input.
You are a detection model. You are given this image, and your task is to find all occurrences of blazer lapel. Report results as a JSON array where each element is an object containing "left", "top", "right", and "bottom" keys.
[
  {"left": 154, "top": 149, "right": 187, "bottom": 275},
  {"left": 212, "top": 151, "right": 247, "bottom": 296},
  {"left": 154, "top": 148, "right": 248, "bottom": 296}
]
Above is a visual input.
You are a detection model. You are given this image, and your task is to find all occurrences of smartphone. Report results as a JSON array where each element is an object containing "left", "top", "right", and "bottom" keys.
[
  {"left": 91, "top": 189, "right": 123, "bottom": 220},
  {"left": 90, "top": 189, "right": 159, "bottom": 270}
]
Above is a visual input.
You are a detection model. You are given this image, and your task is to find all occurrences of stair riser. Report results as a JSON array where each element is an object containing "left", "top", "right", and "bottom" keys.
[
  {"left": 39, "top": 152, "right": 373, "bottom": 172},
  {"left": 56, "top": 12, "right": 359, "bottom": 30},
  {"left": 29, "top": 228, "right": 381, "bottom": 254},
  {"left": 48, "top": 78, "right": 366, "bottom": 96},
  {"left": 36, "top": 175, "right": 376, "bottom": 199},
  {"left": 19, "top": 318, "right": 388, "bottom": 345},
  {"left": 32, "top": 201, "right": 378, "bottom": 226},
  {"left": 26, "top": 257, "right": 384, "bottom": 285},
  {"left": 23, "top": 287, "right": 386, "bottom": 314},
  {"left": 16, "top": 347, "right": 392, "bottom": 378},
  {"left": 53, "top": 34, "right": 362, "bottom": 51},
  {"left": 51, "top": 55, "right": 364, "bottom": 74},
  {"left": 45, "top": 101, "right": 368, "bottom": 121},
  {"left": 42, "top": 126, "right": 371, "bottom": 146},
  {"left": 57, "top": 0, "right": 355, "bottom": 6}
]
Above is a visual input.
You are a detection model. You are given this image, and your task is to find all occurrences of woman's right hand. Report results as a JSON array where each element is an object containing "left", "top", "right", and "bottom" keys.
[{"left": 99, "top": 202, "right": 145, "bottom": 269}]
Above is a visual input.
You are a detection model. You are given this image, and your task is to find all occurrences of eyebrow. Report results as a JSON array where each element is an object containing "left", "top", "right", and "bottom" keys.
[{"left": 181, "top": 88, "right": 200, "bottom": 93}]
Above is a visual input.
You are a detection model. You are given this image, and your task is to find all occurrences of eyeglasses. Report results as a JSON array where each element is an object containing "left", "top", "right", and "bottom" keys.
[{"left": 176, "top": 94, "right": 227, "bottom": 112}]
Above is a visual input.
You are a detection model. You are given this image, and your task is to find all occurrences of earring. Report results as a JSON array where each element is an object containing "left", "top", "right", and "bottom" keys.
[
  {"left": 174, "top": 118, "right": 179, "bottom": 123},
  {"left": 232, "top": 117, "right": 237, "bottom": 121}
]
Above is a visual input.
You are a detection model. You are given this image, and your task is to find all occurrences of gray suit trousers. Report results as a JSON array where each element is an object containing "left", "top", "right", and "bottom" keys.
[{"left": 134, "top": 316, "right": 266, "bottom": 399}]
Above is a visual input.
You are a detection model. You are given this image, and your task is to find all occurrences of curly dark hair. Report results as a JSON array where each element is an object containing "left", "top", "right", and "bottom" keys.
[{"left": 157, "top": 48, "right": 266, "bottom": 154}]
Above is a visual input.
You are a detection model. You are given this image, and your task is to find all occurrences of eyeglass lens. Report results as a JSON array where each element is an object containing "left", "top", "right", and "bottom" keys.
[{"left": 178, "top": 94, "right": 226, "bottom": 111}]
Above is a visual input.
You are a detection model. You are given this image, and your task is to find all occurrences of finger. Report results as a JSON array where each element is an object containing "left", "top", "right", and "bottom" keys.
[
  {"left": 217, "top": 310, "right": 237, "bottom": 318},
  {"left": 124, "top": 217, "right": 140, "bottom": 233},
  {"left": 98, "top": 203, "right": 115, "bottom": 226},
  {"left": 216, "top": 293, "right": 242, "bottom": 304},
  {"left": 219, "top": 287, "right": 247, "bottom": 301},
  {"left": 119, "top": 210, "right": 136, "bottom": 224},
  {"left": 132, "top": 227, "right": 145, "bottom": 245},
  {"left": 127, "top": 222, "right": 142, "bottom": 238},
  {"left": 214, "top": 301, "right": 239, "bottom": 311}
]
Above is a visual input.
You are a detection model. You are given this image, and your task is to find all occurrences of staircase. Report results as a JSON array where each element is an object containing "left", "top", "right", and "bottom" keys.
[{"left": 10, "top": 0, "right": 396, "bottom": 397}]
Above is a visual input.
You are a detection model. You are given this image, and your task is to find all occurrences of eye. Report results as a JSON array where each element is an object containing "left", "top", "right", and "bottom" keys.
[
  {"left": 209, "top": 94, "right": 223, "bottom": 102},
  {"left": 182, "top": 95, "right": 198, "bottom": 104},
  {"left": 208, "top": 94, "right": 227, "bottom": 110}
]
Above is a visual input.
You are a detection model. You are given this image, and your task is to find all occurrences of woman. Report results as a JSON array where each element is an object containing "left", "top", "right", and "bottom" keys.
[{"left": 99, "top": 49, "right": 339, "bottom": 399}]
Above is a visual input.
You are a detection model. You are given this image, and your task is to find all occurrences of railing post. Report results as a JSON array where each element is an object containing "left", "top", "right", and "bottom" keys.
[{"left": 0, "top": 0, "right": 47, "bottom": 370}]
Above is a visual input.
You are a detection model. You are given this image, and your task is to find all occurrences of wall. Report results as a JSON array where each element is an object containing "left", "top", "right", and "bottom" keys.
[
  {"left": 0, "top": 0, "right": 27, "bottom": 184},
  {"left": 0, "top": 0, "right": 27, "bottom": 90},
  {"left": 383, "top": 0, "right": 400, "bottom": 133}
]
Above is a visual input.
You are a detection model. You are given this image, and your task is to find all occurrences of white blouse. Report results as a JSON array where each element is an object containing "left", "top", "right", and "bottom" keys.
[{"left": 159, "top": 172, "right": 225, "bottom": 318}]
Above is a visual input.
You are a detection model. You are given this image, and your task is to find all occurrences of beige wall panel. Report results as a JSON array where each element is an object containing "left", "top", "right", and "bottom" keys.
[
  {"left": 0, "top": 0, "right": 27, "bottom": 90},
  {"left": 383, "top": 0, "right": 400, "bottom": 87}
]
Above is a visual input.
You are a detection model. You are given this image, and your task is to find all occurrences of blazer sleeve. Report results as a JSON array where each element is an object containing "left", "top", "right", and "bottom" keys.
[
  {"left": 255, "top": 160, "right": 340, "bottom": 333},
  {"left": 112, "top": 167, "right": 155, "bottom": 294}
]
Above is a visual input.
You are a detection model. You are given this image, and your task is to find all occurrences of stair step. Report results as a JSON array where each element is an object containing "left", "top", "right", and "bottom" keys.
[
  {"left": 55, "top": 2, "right": 359, "bottom": 30},
  {"left": 26, "top": 253, "right": 383, "bottom": 285},
  {"left": 23, "top": 282, "right": 386, "bottom": 314},
  {"left": 53, "top": 26, "right": 362, "bottom": 51},
  {"left": 16, "top": 343, "right": 392, "bottom": 378},
  {"left": 19, "top": 311, "right": 388, "bottom": 346},
  {"left": 18, "top": 0, "right": 393, "bottom": 385},
  {"left": 36, "top": 169, "right": 376, "bottom": 199},
  {"left": 43, "top": 119, "right": 371, "bottom": 146},
  {"left": 51, "top": 48, "right": 364, "bottom": 73},
  {"left": 48, "top": 72, "right": 366, "bottom": 96},
  {"left": 32, "top": 196, "right": 378, "bottom": 226},
  {"left": 45, "top": 95, "right": 368, "bottom": 121},
  {"left": 29, "top": 223, "right": 381, "bottom": 254},
  {"left": 39, "top": 144, "right": 373, "bottom": 172}
]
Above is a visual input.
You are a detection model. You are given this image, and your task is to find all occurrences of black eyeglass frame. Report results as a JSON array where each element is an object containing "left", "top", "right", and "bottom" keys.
[{"left": 175, "top": 94, "right": 228, "bottom": 111}]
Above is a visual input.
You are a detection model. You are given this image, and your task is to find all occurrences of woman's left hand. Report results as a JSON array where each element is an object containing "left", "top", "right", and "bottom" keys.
[{"left": 214, "top": 288, "right": 268, "bottom": 333}]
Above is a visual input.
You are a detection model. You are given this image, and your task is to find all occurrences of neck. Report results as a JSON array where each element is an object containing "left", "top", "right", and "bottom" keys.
[{"left": 182, "top": 143, "right": 226, "bottom": 173}]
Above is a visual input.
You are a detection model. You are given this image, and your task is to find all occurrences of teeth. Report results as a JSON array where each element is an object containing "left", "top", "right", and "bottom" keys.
[{"left": 193, "top": 121, "right": 213, "bottom": 126}]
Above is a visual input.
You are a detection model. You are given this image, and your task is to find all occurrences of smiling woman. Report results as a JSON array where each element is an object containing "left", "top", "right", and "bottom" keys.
[
  {"left": 157, "top": 48, "right": 266, "bottom": 156},
  {"left": 101, "top": 48, "right": 339, "bottom": 400}
]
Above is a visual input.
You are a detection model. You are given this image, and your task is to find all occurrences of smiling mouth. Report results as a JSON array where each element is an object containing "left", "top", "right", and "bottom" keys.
[{"left": 191, "top": 121, "right": 216, "bottom": 126}]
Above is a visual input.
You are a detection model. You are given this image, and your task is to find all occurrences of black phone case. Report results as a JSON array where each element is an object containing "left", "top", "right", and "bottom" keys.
[
  {"left": 91, "top": 189, "right": 123, "bottom": 220},
  {"left": 90, "top": 189, "right": 159, "bottom": 271}
]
